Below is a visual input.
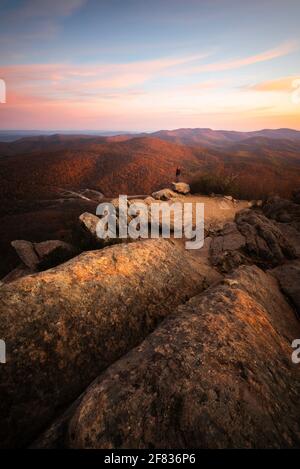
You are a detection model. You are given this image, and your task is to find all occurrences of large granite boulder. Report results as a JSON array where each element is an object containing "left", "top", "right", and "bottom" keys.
[
  {"left": 0, "top": 239, "right": 213, "bottom": 448},
  {"left": 35, "top": 266, "right": 300, "bottom": 449}
]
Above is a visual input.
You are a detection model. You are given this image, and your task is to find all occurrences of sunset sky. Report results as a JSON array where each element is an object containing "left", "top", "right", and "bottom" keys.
[{"left": 0, "top": 0, "right": 299, "bottom": 131}]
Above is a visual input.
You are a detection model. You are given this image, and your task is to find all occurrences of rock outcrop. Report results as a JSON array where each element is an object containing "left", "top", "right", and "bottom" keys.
[
  {"left": 171, "top": 182, "right": 190, "bottom": 194},
  {"left": 0, "top": 239, "right": 215, "bottom": 448},
  {"left": 35, "top": 266, "right": 300, "bottom": 449},
  {"left": 236, "top": 209, "right": 296, "bottom": 266},
  {"left": 210, "top": 209, "right": 297, "bottom": 272},
  {"left": 263, "top": 196, "right": 300, "bottom": 229}
]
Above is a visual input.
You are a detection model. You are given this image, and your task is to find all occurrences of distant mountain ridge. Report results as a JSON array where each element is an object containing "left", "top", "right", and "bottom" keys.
[
  {"left": 1, "top": 127, "right": 300, "bottom": 154},
  {"left": 148, "top": 127, "right": 300, "bottom": 148}
]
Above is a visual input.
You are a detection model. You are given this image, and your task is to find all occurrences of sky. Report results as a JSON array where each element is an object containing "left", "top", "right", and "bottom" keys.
[{"left": 0, "top": 0, "right": 299, "bottom": 131}]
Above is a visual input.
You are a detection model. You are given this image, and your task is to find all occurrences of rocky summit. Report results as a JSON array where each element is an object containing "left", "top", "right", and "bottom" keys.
[{"left": 1, "top": 192, "right": 300, "bottom": 449}]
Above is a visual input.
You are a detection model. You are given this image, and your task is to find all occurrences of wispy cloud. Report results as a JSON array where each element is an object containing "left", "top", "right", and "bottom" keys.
[
  {"left": 0, "top": 52, "right": 212, "bottom": 96},
  {"left": 185, "top": 41, "right": 298, "bottom": 73},
  {"left": 246, "top": 75, "right": 299, "bottom": 92}
]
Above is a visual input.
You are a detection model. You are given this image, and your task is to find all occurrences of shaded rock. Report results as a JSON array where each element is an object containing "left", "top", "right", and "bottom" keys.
[
  {"left": 171, "top": 182, "right": 190, "bottom": 195},
  {"left": 263, "top": 196, "right": 300, "bottom": 228},
  {"left": 33, "top": 240, "right": 79, "bottom": 269},
  {"left": 292, "top": 189, "right": 300, "bottom": 205},
  {"left": 78, "top": 212, "right": 101, "bottom": 248},
  {"left": 235, "top": 209, "right": 296, "bottom": 268},
  {"left": 270, "top": 259, "right": 300, "bottom": 315},
  {"left": 210, "top": 209, "right": 298, "bottom": 273},
  {"left": 152, "top": 188, "right": 178, "bottom": 201},
  {"left": 210, "top": 222, "right": 248, "bottom": 272},
  {"left": 0, "top": 239, "right": 212, "bottom": 448},
  {"left": 78, "top": 211, "right": 121, "bottom": 249},
  {"left": 11, "top": 240, "right": 39, "bottom": 270},
  {"left": 37, "top": 266, "right": 300, "bottom": 449},
  {"left": 11, "top": 240, "right": 78, "bottom": 272},
  {"left": 276, "top": 223, "right": 300, "bottom": 257}
]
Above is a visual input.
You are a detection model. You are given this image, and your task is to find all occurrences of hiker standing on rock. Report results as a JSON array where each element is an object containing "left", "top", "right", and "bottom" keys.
[{"left": 176, "top": 166, "right": 181, "bottom": 182}]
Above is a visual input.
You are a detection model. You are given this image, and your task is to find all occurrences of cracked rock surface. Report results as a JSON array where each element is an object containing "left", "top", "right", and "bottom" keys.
[
  {"left": 34, "top": 266, "right": 300, "bottom": 449},
  {"left": 0, "top": 238, "right": 214, "bottom": 448}
]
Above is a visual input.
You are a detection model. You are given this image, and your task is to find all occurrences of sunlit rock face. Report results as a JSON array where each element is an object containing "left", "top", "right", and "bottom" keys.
[
  {"left": 35, "top": 266, "right": 300, "bottom": 449},
  {"left": 0, "top": 238, "right": 214, "bottom": 448}
]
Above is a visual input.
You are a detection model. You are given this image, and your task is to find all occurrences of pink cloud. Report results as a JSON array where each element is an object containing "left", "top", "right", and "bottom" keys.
[{"left": 185, "top": 41, "right": 298, "bottom": 73}]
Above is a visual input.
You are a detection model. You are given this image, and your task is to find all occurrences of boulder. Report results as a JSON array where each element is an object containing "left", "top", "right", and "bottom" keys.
[
  {"left": 210, "top": 210, "right": 298, "bottom": 273},
  {"left": 152, "top": 188, "right": 178, "bottom": 201},
  {"left": 171, "top": 182, "right": 190, "bottom": 195},
  {"left": 11, "top": 240, "right": 39, "bottom": 270},
  {"left": 235, "top": 209, "right": 296, "bottom": 267},
  {"left": 263, "top": 196, "right": 300, "bottom": 228},
  {"left": 270, "top": 259, "right": 300, "bottom": 315},
  {"left": 275, "top": 223, "right": 300, "bottom": 257},
  {"left": 0, "top": 239, "right": 212, "bottom": 448},
  {"left": 78, "top": 212, "right": 102, "bottom": 248},
  {"left": 33, "top": 240, "right": 79, "bottom": 269},
  {"left": 78, "top": 212, "right": 121, "bottom": 249},
  {"left": 11, "top": 239, "right": 78, "bottom": 271},
  {"left": 210, "top": 222, "right": 247, "bottom": 273},
  {"left": 36, "top": 266, "right": 300, "bottom": 449}
]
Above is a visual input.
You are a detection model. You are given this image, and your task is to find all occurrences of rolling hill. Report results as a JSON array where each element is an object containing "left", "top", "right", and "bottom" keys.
[{"left": 0, "top": 130, "right": 300, "bottom": 278}]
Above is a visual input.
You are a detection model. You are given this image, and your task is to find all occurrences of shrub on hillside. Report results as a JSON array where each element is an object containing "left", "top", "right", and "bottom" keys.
[{"left": 189, "top": 171, "right": 240, "bottom": 197}]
